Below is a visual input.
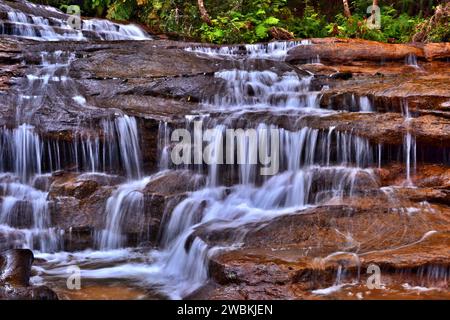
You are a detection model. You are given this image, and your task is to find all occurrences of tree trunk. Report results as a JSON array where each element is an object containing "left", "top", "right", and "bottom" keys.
[
  {"left": 343, "top": 0, "right": 352, "bottom": 18},
  {"left": 197, "top": 0, "right": 212, "bottom": 25}
]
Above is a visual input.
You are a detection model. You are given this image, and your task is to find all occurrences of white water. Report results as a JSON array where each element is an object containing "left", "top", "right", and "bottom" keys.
[
  {"left": 157, "top": 122, "right": 171, "bottom": 170},
  {"left": 0, "top": 175, "right": 61, "bottom": 252},
  {"left": 401, "top": 100, "right": 416, "bottom": 185},
  {"left": 359, "top": 96, "right": 374, "bottom": 112},
  {"left": 186, "top": 40, "right": 311, "bottom": 60},
  {"left": 108, "top": 115, "right": 143, "bottom": 179},
  {"left": 97, "top": 176, "right": 152, "bottom": 250},
  {"left": 405, "top": 54, "right": 419, "bottom": 68},
  {"left": 0, "top": 124, "right": 42, "bottom": 183},
  {"left": 206, "top": 69, "right": 320, "bottom": 111}
]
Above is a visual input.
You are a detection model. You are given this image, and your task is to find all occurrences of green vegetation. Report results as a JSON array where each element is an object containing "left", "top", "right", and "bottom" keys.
[{"left": 33, "top": 0, "right": 450, "bottom": 44}]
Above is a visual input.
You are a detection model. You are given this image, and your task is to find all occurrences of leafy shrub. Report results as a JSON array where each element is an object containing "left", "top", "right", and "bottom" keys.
[
  {"left": 198, "top": 0, "right": 286, "bottom": 43},
  {"left": 106, "top": 0, "right": 136, "bottom": 21}
]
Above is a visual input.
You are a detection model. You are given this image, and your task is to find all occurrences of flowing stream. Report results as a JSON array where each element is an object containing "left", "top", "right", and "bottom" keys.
[{"left": 0, "top": 0, "right": 447, "bottom": 300}]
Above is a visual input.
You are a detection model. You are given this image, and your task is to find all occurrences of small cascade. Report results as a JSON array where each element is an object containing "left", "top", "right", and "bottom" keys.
[
  {"left": 1, "top": 115, "right": 142, "bottom": 178},
  {"left": 161, "top": 119, "right": 375, "bottom": 185},
  {"left": 245, "top": 40, "right": 311, "bottom": 60},
  {"left": 110, "top": 115, "right": 143, "bottom": 179},
  {"left": 406, "top": 54, "right": 419, "bottom": 68},
  {"left": 206, "top": 70, "right": 319, "bottom": 110},
  {"left": 359, "top": 96, "right": 374, "bottom": 112},
  {"left": 157, "top": 122, "right": 171, "bottom": 170},
  {"left": 97, "top": 176, "right": 151, "bottom": 250},
  {"left": 185, "top": 40, "right": 311, "bottom": 60},
  {"left": 0, "top": 176, "right": 60, "bottom": 252},
  {"left": 70, "top": 115, "right": 142, "bottom": 176},
  {"left": 404, "top": 132, "right": 417, "bottom": 184},
  {"left": 0, "top": 124, "right": 42, "bottom": 183},
  {"left": 82, "top": 19, "right": 151, "bottom": 41},
  {"left": 401, "top": 100, "right": 416, "bottom": 185},
  {"left": 308, "top": 54, "right": 321, "bottom": 64},
  {"left": 74, "top": 115, "right": 142, "bottom": 176},
  {"left": 14, "top": 50, "right": 77, "bottom": 125},
  {"left": 141, "top": 119, "right": 378, "bottom": 298},
  {"left": 0, "top": 1, "right": 151, "bottom": 41},
  {"left": 0, "top": 115, "right": 142, "bottom": 253}
]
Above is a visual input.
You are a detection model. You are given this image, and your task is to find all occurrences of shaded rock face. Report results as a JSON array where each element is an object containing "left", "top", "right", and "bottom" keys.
[{"left": 0, "top": 249, "right": 58, "bottom": 299}]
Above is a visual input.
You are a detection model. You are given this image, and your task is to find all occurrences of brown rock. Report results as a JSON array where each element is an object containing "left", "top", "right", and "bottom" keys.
[{"left": 287, "top": 38, "right": 425, "bottom": 64}]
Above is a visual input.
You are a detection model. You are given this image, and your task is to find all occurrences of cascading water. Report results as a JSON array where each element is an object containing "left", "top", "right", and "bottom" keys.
[
  {"left": 406, "top": 54, "right": 419, "bottom": 68},
  {"left": 0, "top": 12, "right": 145, "bottom": 254},
  {"left": 185, "top": 40, "right": 311, "bottom": 60},
  {"left": 359, "top": 96, "right": 374, "bottom": 112},
  {"left": 0, "top": 116, "right": 143, "bottom": 254},
  {"left": 28, "top": 46, "right": 386, "bottom": 299},
  {"left": 0, "top": 124, "right": 42, "bottom": 183},
  {"left": 0, "top": 0, "right": 151, "bottom": 41},
  {"left": 97, "top": 176, "right": 151, "bottom": 250},
  {"left": 3, "top": 1, "right": 444, "bottom": 300},
  {"left": 206, "top": 69, "right": 320, "bottom": 111},
  {"left": 157, "top": 121, "right": 171, "bottom": 170},
  {"left": 401, "top": 100, "right": 416, "bottom": 185}
]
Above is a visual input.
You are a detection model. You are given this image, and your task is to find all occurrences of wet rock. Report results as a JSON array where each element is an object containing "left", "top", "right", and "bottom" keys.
[
  {"left": 0, "top": 199, "right": 33, "bottom": 228},
  {"left": 49, "top": 173, "right": 100, "bottom": 199},
  {"left": 330, "top": 72, "right": 352, "bottom": 80},
  {"left": 424, "top": 43, "right": 450, "bottom": 61},
  {"left": 298, "top": 112, "right": 450, "bottom": 147},
  {"left": 200, "top": 199, "right": 450, "bottom": 299},
  {"left": 48, "top": 173, "right": 120, "bottom": 250},
  {"left": 142, "top": 170, "right": 206, "bottom": 244},
  {"left": 144, "top": 170, "right": 206, "bottom": 196},
  {"left": 287, "top": 38, "right": 426, "bottom": 64},
  {"left": 0, "top": 249, "right": 58, "bottom": 300},
  {"left": 0, "top": 249, "right": 33, "bottom": 286},
  {"left": 318, "top": 69, "right": 450, "bottom": 114}
]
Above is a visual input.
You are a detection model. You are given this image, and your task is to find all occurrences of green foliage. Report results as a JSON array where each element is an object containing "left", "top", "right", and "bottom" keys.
[
  {"left": 329, "top": 6, "right": 424, "bottom": 43},
  {"left": 427, "top": 17, "right": 450, "bottom": 42},
  {"left": 91, "top": 0, "right": 111, "bottom": 16},
  {"left": 106, "top": 0, "right": 136, "bottom": 21},
  {"left": 285, "top": 3, "right": 328, "bottom": 38},
  {"left": 198, "top": 0, "right": 286, "bottom": 43}
]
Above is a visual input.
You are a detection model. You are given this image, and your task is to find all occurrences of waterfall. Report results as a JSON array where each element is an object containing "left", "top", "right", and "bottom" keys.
[
  {"left": 245, "top": 40, "right": 311, "bottom": 60},
  {"left": 401, "top": 100, "right": 416, "bottom": 185},
  {"left": 97, "top": 176, "right": 151, "bottom": 250},
  {"left": 13, "top": 124, "right": 42, "bottom": 183},
  {"left": 15, "top": 50, "right": 76, "bottom": 125},
  {"left": 157, "top": 122, "right": 171, "bottom": 170},
  {"left": 0, "top": 124, "right": 42, "bottom": 183},
  {"left": 405, "top": 54, "right": 419, "bottom": 68},
  {"left": 308, "top": 54, "right": 321, "bottom": 64},
  {"left": 0, "top": 1, "right": 151, "bottom": 41},
  {"left": 404, "top": 133, "right": 417, "bottom": 185},
  {"left": 134, "top": 120, "right": 377, "bottom": 298},
  {"left": 359, "top": 96, "right": 374, "bottom": 112},
  {"left": 113, "top": 116, "right": 143, "bottom": 179},
  {"left": 0, "top": 177, "right": 60, "bottom": 252}
]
